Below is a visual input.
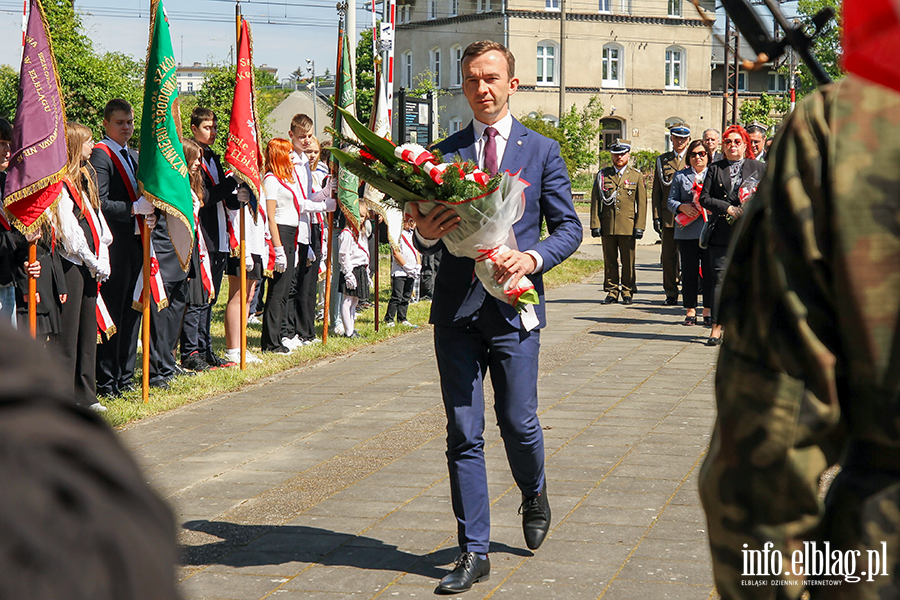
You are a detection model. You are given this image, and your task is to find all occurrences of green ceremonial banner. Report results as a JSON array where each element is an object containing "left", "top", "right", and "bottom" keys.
[
  {"left": 137, "top": 0, "right": 194, "bottom": 271},
  {"left": 336, "top": 31, "right": 361, "bottom": 229}
]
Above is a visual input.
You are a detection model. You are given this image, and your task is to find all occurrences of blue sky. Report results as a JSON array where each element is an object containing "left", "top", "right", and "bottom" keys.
[{"left": 0, "top": 0, "right": 801, "bottom": 81}]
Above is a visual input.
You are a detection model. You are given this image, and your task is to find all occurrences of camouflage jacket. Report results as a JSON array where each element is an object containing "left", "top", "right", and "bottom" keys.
[{"left": 699, "top": 75, "right": 900, "bottom": 598}]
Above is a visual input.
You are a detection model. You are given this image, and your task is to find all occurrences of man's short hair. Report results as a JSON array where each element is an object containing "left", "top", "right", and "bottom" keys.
[
  {"left": 290, "top": 113, "right": 313, "bottom": 134},
  {"left": 0, "top": 118, "right": 11, "bottom": 142},
  {"left": 461, "top": 40, "right": 516, "bottom": 78},
  {"left": 103, "top": 99, "right": 133, "bottom": 121},
  {"left": 702, "top": 128, "right": 720, "bottom": 138},
  {"left": 191, "top": 106, "right": 217, "bottom": 128}
]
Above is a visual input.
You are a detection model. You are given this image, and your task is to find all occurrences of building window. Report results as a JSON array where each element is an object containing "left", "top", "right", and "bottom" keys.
[
  {"left": 399, "top": 4, "right": 411, "bottom": 23},
  {"left": 668, "top": 0, "right": 681, "bottom": 17},
  {"left": 768, "top": 71, "right": 789, "bottom": 93},
  {"left": 619, "top": 0, "right": 631, "bottom": 13},
  {"left": 449, "top": 118, "right": 462, "bottom": 134},
  {"left": 536, "top": 42, "right": 557, "bottom": 85},
  {"left": 737, "top": 71, "right": 748, "bottom": 91},
  {"left": 546, "top": 0, "right": 559, "bottom": 11},
  {"left": 427, "top": 0, "right": 436, "bottom": 19},
  {"left": 665, "top": 46, "right": 684, "bottom": 88},
  {"left": 402, "top": 51, "right": 413, "bottom": 88},
  {"left": 449, "top": 0, "right": 458, "bottom": 15},
  {"left": 602, "top": 44, "right": 622, "bottom": 87},
  {"left": 187, "top": 81, "right": 193, "bottom": 92},
  {"left": 600, "top": 118, "right": 623, "bottom": 150},
  {"left": 599, "top": 0, "right": 610, "bottom": 11},
  {"left": 477, "top": 0, "right": 492, "bottom": 11},
  {"left": 450, "top": 45, "right": 463, "bottom": 88},
  {"left": 430, "top": 47, "right": 441, "bottom": 87}
]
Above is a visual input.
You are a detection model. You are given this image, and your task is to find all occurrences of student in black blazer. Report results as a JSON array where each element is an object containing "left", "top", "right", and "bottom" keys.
[{"left": 699, "top": 124, "right": 766, "bottom": 346}]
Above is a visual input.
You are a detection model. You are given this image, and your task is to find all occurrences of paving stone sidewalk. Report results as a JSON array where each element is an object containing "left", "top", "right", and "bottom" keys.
[{"left": 120, "top": 238, "right": 721, "bottom": 600}]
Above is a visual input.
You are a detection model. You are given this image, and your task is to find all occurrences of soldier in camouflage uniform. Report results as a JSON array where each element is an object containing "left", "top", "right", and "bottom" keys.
[
  {"left": 652, "top": 124, "right": 690, "bottom": 305},
  {"left": 699, "top": 74, "right": 900, "bottom": 598},
  {"left": 590, "top": 140, "right": 647, "bottom": 305}
]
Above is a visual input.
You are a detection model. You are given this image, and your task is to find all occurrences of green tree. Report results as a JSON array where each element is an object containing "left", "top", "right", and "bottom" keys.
[
  {"left": 739, "top": 92, "right": 790, "bottom": 129},
  {"left": 355, "top": 27, "right": 377, "bottom": 124},
  {"left": 42, "top": 0, "right": 143, "bottom": 138},
  {"left": 519, "top": 96, "right": 604, "bottom": 178},
  {"left": 0, "top": 65, "right": 17, "bottom": 119},
  {"left": 793, "top": 0, "right": 843, "bottom": 96}
]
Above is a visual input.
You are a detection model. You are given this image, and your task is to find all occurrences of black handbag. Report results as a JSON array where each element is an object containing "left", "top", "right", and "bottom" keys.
[{"left": 699, "top": 216, "right": 717, "bottom": 249}]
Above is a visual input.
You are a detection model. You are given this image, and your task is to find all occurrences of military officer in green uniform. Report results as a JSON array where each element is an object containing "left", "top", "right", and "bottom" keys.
[
  {"left": 699, "top": 74, "right": 900, "bottom": 598},
  {"left": 652, "top": 123, "right": 690, "bottom": 305},
  {"left": 590, "top": 140, "right": 647, "bottom": 305}
]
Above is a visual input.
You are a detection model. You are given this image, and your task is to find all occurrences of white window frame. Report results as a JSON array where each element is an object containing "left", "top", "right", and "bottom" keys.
[
  {"left": 399, "top": 4, "right": 411, "bottom": 23},
  {"left": 427, "top": 0, "right": 437, "bottom": 20},
  {"left": 737, "top": 71, "right": 748, "bottom": 92},
  {"left": 187, "top": 81, "right": 193, "bottom": 92},
  {"left": 665, "top": 46, "right": 684, "bottom": 89},
  {"left": 430, "top": 47, "right": 442, "bottom": 87},
  {"left": 768, "top": 71, "right": 789, "bottom": 93},
  {"left": 477, "top": 0, "right": 493, "bottom": 11},
  {"left": 450, "top": 45, "right": 463, "bottom": 88},
  {"left": 598, "top": 0, "right": 611, "bottom": 12},
  {"left": 536, "top": 41, "right": 558, "bottom": 85},
  {"left": 545, "top": 0, "right": 560, "bottom": 11},
  {"left": 449, "top": 0, "right": 458, "bottom": 16},
  {"left": 668, "top": 0, "right": 681, "bottom": 17},
  {"left": 619, "top": 0, "right": 631, "bottom": 14},
  {"left": 401, "top": 51, "right": 413, "bottom": 88},
  {"left": 601, "top": 44, "right": 622, "bottom": 87},
  {"left": 449, "top": 117, "right": 463, "bottom": 134}
]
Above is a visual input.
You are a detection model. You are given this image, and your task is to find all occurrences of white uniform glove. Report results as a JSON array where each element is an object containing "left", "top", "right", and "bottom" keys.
[
  {"left": 368, "top": 271, "right": 374, "bottom": 287},
  {"left": 96, "top": 257, "right": 111, "bottom": 283},
  {"left": 245, "top": 252, "right": 254, "bottom": 271},
  {"left": 307, "top": 246, "right": 316, "bottom": 266},
  {"left": 274, "top": 246, "right": 287, "bottom": 273},
  {"left": 294, "top": 247, "right": 299, "bottom": 268},
  {"left": 413, "top": 264, "right": 422, "bottom": 279},
  {"left": 402, "top": 263, "right": 417, "bottom": 277},
  {"left": 144, "top": 213, "right": 158, "bottom": 230},
  {"left": 133, "top": 196, "right": 155, "bottom": 215},
  {"left": 345, "top": 271, "right": 357, "bottom": 289}
]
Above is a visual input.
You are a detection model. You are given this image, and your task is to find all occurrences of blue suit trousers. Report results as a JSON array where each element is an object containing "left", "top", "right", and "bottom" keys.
[{"left": 434, "top": 298, "right": 545, "bottom": 554}]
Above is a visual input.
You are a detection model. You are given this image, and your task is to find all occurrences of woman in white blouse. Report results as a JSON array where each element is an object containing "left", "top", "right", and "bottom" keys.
[{"left": 51, "top": 122, "right": 112, "bottom": 412}]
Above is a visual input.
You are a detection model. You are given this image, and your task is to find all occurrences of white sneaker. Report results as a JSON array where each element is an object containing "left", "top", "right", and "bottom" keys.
[
  {"left": 385, "top": 321, "right": 395, "bottom": 328},
  {"left": 89, "top": 402, "right": 108, "bottom": 413},
  {"left": 224, "top": 349, "right": 263, "bottom": 364},
  {"left": 400, "top": 321, "right": 419, "bottom": 328},
  {"left": 281, "top": 337, "right": 302, "bottom": 350},
  {"left": 247, "top": 314, "right": 261, "bottom": 325},
  {"left": 303, "top": 338, "right": 321, "bottom": 345}
]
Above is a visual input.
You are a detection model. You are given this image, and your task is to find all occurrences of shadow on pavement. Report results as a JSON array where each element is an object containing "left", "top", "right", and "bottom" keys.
[
  {"left": 181, "top": 520, "right": 530, "bottom": 580},
  {"left": 588, "top": 329, "right": 709, "bottom": 344}
]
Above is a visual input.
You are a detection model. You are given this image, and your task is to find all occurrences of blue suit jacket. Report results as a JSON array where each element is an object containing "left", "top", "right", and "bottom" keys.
[{"left": 426, "top": 117, "right": 583, "bottom": 329}]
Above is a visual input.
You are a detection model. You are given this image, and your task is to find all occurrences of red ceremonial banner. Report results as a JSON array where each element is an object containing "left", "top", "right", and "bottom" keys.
[
  {"left": 225, "top": 18, "right": 263, "bottom": 215},
  {"left": 843, "top": 0, "right": 900, "bottom": 92}
]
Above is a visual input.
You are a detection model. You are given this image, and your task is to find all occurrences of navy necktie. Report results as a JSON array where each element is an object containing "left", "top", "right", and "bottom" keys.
[
  {"left": 484, "top": 126, "right": 499, "bottom": 177},
  {"left": 120, "top": 148, "right": 136, "bottom": 173}
]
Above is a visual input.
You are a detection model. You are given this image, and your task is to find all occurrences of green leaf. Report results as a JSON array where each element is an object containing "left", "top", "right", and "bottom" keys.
[
  {"left": 335, "top": 106, "right": 400, "bottom": 166},
  {"left": 328, "top": 147, "right": 424, "bottom": 203}
]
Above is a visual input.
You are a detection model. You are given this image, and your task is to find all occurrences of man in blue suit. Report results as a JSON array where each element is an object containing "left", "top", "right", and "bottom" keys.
[{"left": 410, "top": 40, "right": 582, "bottom": 594}]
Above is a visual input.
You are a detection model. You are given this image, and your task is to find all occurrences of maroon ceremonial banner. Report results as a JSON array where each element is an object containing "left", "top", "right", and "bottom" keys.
[
  {"left": 225, "top": 18, "right": 262, "bottom": 216},
  {"left": 4, "top": 0, "right": 67, "bottom": 233}
]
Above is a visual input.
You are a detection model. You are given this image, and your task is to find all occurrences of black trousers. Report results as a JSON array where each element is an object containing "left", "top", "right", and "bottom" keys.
[
  {"left": 708, "top": 244, "right": 730, "bottom": 323},
  {"left": 149, "top": 278, "right": 187, "bottom": 385},
  {"left": 261, "top": 225, "right": 296, "bottom": 352},
  {"left": 197, "top": 251, "right": 227, "bottom": 361},
  {"left": 55, "top": 260, "right": 98, "bottom": 408},
  {"left": 287, "top": 242, "right": 314, "bottom": 340},
  {"left": 180, "top": 302, "right": 204, "bottom": 357},
  {"left": 420, "top": 249, "right": 442, "bottom": 299},
  {"left": 96, "top": 233, "right": 142, "bottom": 395},
  {"left": 385, "top": 275, "right": 415, "bottom": 322},
  {"left": 676, "top": 239, "right": 714, "bottom": 310}
]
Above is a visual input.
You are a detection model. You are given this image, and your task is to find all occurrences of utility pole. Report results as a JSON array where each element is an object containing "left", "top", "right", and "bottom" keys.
[
  {"left": 721, "top": 12, "right": 730, "bottom": 132},
  {"left": 732, "top": 28, "right": 740, "bottom": 125},
  {"left": 307, "top": 59, "right": 318, "bottom": 133},
  {"left": 558, "top": 0, "right": 566, "bottom": 121}
]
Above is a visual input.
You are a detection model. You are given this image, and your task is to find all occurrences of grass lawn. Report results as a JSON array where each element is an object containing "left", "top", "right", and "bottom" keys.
[{"left": 103, "top": 252, "right": 602, "bottom": 428}]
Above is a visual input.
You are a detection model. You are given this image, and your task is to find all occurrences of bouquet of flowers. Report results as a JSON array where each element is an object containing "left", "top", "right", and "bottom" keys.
[
  {"left": 674, "top": 178, "right": 708, "bottom": 228},
  {"left": 328, "top": 107, "right": 539, "bottom": 311},
  {"left": 726, "top": 174, "right": 759, "bottom": 224}
]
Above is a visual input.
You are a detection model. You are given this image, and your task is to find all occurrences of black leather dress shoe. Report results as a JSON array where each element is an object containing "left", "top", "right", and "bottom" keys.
[
  {"left": 437, "top": 552, "right": 490, "bottom": 594},
  {"left": 520, "top": 484, "right": 551, "bottom": 550},
  {"left": 621, "top": 296, "right": 633, "bottom": 305},
  {"left": 602, "top": 295, "right": 618, "bottom": 304},
  {"left": 665, "top": 297, "right": 679, "bottom": 306}
]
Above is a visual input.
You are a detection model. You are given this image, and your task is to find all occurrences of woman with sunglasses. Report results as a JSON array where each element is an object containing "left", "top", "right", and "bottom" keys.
[
  {"left": 667, "top": 139, "right": 712, "bottom": 327},
  {"left": 699, "top": 125, "right": 765, "bottom": 346}
]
